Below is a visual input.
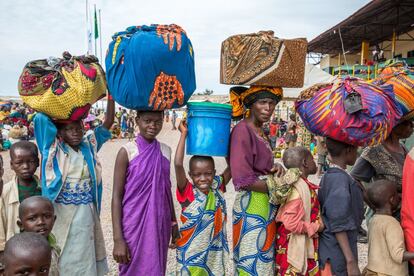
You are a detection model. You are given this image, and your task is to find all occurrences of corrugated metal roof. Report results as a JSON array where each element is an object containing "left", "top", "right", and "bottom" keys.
[{"left": 308, "top": 0, "right": 414, "bottom": 54}]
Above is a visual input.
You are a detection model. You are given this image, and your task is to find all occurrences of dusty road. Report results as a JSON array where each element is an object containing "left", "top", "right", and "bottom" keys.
[{"left": 0, "top": 123, "right": 367, "bottom": 275}]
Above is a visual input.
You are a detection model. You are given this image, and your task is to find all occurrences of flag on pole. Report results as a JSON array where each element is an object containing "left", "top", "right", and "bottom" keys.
[
  {"left": 86, "top": 0, "right": 93, "bottom": 55},
  {"left": 99, "top": 9, "right": 103, "bottom": 62},
  {"left": 94, "top": 4, "right": 98, "bottom": 56},
  {"left": 94, "top": 5, "right": 99, "bottom": 39}
]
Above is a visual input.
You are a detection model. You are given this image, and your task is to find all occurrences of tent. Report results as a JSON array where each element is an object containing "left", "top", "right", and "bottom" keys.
[{"left": 283, "top": 64, "right": 335, "bottom": 99}]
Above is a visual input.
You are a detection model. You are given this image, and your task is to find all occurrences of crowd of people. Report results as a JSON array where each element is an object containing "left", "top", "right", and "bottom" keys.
[
  {"left": 0, "top": 103, "right": 36, "bottom": 150},
  {"left": 228, "top": 86, "right": 414, "bottom": 276},
  {"left": 1, "top": 88, "right": 414, "bottom": 276},
  {"left": 0, "top": 101, "right": 185, "bottom": 150}
]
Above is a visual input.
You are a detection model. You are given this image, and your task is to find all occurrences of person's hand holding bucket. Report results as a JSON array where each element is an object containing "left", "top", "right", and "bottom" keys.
[{"left": 178, "top": 119, "right": 188, "bottom": 135}]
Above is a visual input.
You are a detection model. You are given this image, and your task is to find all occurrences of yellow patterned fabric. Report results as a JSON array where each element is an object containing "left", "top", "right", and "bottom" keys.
[
  {"left": 18, "top": 52, "right": 106, "bottom": 121},
  {"left": 230, "top": 85, "right": 283, "bottom": 119}
]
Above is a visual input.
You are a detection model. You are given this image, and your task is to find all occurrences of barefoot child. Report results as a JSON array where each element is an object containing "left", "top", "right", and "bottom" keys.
[
  {"left": 112, "top": 111, "right": 178, "bottom": 275},
  {"left": 363, "top": 180, "right": 414, "bottom": 275},
  {"left": 0, "top": 141, "right": 40, "bottom": 254},
  {"left": 174, "top": 120, "right": 231, "bottom": 275},
  {"left": 318, "top": 138, "right": 364, "bottom": 276},
  {"left": 34, "top": 97, "right": 114, "bottom": 275},
  {"left": 18, "top": 196, "right": 59, "bottom": 276},
  {"left": 274, "top": 147, "right": 323, "bottom": 275},
  {"left": 3, "top": 232, "right": 51, "bottom": 276}
]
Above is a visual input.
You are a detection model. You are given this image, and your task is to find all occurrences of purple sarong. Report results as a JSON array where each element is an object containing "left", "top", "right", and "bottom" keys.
[{"left": 119, "top": 135, "right": 172, "bottom": 275}]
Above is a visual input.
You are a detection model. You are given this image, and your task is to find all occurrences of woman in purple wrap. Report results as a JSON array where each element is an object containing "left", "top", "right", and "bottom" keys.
[
  {"left": 111, "top": 111, "right": 179, "bottom": 275},
  {"left": 229, "top": 86, "right": 284, "bottom": 275}
]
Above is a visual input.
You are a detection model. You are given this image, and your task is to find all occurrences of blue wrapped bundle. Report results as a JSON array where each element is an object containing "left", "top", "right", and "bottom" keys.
[{"left": 105, "top": 24, "right": 196, "bottom": 110}]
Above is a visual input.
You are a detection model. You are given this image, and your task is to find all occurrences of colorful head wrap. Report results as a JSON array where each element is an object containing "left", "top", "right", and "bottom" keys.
[{"left": 230, "top": 85, "right": 283, "bottom": 119}]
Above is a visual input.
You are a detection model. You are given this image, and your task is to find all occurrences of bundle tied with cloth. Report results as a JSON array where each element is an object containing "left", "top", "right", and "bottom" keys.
[
  {"left": 220, "top": 31, "right": 307, "bottom": 88},
  {"left": 373, "top": 60, "right": 414, "bottom": 120},
  {"left": 295, "top": 77, "right": 403, "bottom": 147},
  {"left": 105, "top": 24, "right": 196, "bottom": 111},
  {"left": 222, "top": 30, "right": 308, "bottom": 119},
  {"left": 18, "top": 52, "right": 106, "bottom": 121}
]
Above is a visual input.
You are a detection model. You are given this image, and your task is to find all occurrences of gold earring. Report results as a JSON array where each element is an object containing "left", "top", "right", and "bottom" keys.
[{"left": 244, "top": 109, "right": 251, "bottom": 118}]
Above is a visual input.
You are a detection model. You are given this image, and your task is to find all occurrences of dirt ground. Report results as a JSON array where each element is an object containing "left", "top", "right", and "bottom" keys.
[{"left": 0, "top": 122, "right": 367, "bottom": 275}]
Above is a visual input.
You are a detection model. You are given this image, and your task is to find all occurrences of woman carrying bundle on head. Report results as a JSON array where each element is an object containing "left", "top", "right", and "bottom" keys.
[
  {"left": 229, "top": 86, "right": 284, "bottom": 275},
  {"left": 351, "top": 61, "right": 414, "bottom": 224},
  {"left": 351, "top": 119, "right": 413, "bottom": 223}
]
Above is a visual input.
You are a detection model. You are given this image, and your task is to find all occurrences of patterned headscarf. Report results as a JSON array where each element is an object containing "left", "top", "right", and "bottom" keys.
[{"left": 230, "top": 85, "right": 283, "bottom": 119}]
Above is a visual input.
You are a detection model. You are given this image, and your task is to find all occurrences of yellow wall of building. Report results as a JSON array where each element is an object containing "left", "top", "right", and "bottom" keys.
[
  {"left": 320, "top": 55, "right": 330, "bottom": 69},
  {"left": 319, "top": 29, "right": 414, "bottom": 69},
  {"left": 381, "top": 30, "right": 414, "bottom": 59},
  {"left": 320, "top": 54, "right": 361, "bottom": 69}
]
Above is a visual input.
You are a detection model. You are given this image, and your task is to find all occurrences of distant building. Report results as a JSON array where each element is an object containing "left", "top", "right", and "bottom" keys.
[{"left": 308, "top": 0, "right": 414, "bottom": 79}]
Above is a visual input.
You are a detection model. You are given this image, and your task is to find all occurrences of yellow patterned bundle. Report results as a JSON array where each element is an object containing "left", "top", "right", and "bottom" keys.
[{"left": 18, "top": 52, "right": 106, "bottom": 121}]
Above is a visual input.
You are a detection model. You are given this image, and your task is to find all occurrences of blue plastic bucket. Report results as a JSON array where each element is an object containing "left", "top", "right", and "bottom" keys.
[{"left": 187, "top": 102, "right": 232, "bottom": 157}]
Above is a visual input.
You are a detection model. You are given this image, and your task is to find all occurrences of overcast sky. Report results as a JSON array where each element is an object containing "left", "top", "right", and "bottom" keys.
[{"left": 0, "top": 0, "right": 370, "bottom": 96}]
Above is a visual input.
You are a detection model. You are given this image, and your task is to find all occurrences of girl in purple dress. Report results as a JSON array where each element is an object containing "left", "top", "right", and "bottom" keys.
[{"left": 111, "top": 111, "right": 179, "bottom": 276}]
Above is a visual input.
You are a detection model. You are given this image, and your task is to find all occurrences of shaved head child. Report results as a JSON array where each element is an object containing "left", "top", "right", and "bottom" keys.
[
  {"left": 364, "top": 180, "right": 414, "bottom": 275},
  {"left": 0, "top": 141, "right": 39, "bottom": 264},
  {"left": 3, "top": 232, "right": 51, "bottom": 276},
  {"left": 18, "top": 196, "right": 59, "bottom": 276},
  {"left": 274, "top": 147, "right": 323, "bottom": 275}
]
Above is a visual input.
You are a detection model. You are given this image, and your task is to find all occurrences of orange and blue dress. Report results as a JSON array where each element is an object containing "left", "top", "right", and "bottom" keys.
[{"left": 176, "top": 176, "right": 228, "bottom": 275}]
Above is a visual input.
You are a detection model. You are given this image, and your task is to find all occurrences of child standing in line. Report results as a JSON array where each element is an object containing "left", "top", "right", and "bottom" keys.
[
  {"left": 363, "top": 180, "right": 414, "bottom": 275},
  {"left": 34, "top": 96, "right": 114, "bottom": 275},
  {"left": 17, "top": 196, "right": 59, "bottom": 276},
  {"left": 3, "top": 232, "right": 51, "bottom": 276},
  {"left": 174, "top": 120, "right": 231, "bottom": 275},
  {"left": 318, "top": 138, "right": 364, "bottom": 276},
  {"left": 0, "top": 141, "right": 40, "bottom": 255},
  {"left": 112, "top": 111, "right": 179, "bottom": 276},
  {"left": 274, "top": 147, "right": 323, "bottom": 276}
]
